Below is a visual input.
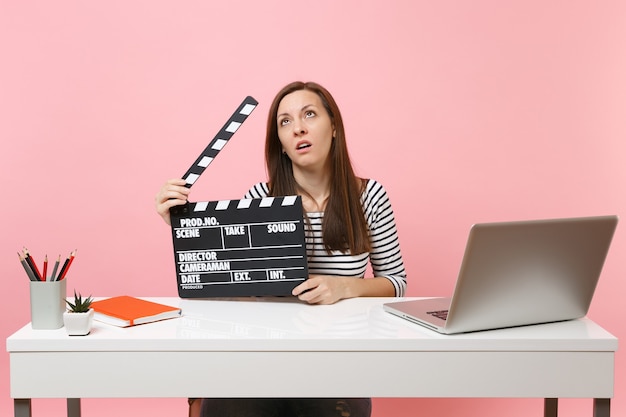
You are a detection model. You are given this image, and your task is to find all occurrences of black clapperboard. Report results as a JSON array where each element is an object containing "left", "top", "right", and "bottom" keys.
[{"left": 169, "top": 96, "right": 308, "bottom": 298}]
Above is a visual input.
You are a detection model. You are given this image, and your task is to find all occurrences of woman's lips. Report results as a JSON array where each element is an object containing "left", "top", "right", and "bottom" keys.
[{"left": 296, "top": 141, "right": 312, "bottom": 151}]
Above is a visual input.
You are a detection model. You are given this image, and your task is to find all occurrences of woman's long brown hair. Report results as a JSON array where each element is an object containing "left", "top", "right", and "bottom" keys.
[{"left": 265, "top": 81, "right": 371, "bottom": 254}]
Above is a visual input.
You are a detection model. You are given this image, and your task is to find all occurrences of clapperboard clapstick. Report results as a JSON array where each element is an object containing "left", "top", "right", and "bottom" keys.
[
  {"left": 169, "top": 96, "right": 308, "bottom": 298},
  {"left": 181, "top": 96, "right": 258, "bottom": 188}
]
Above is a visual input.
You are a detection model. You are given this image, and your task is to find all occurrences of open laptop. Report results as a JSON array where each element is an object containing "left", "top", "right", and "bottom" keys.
[{"left": 383, "top": 215, "right": 618, "bottom": 334}]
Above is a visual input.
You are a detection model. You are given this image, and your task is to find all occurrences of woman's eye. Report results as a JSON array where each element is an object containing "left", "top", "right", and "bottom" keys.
[
  {"left": 305, "top": 111, "right": 315, "bottom": 118},
  {"left": 279, "top": 119, "right": 290, "bottom": 126}
]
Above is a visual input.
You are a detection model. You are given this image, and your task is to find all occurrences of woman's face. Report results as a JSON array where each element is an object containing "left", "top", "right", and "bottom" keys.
[{"left": 276, "top": 89, "right": 335, "bottom": 173}]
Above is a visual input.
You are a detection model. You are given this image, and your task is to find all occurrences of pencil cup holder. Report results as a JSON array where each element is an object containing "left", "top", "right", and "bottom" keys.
[{"left": 29, "top": 279, "right": 67, "bottom": 329}]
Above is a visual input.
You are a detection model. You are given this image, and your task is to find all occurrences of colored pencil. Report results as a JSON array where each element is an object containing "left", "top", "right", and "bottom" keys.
[
  {"left": 56, "top": 254, "right": 70, "bottom": 281},
  {"left": 59, "top": 250, "right": 76, "bottom": 280},
  {"left": 18, "top": 252, "right": 38, "bottom": 282},
  {"left": 50, "top": 255, "right": 60, "bottom": 282},
  {"left": 23, "top": 248, "right": 43, "bottom": 281},
  {"left": 42, "top": 255, "right": 48, "bottom": 282}
]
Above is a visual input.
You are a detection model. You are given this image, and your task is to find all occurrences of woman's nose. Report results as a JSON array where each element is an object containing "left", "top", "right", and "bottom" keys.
[{"left": 293, "top": 120, "right": 307, "bottom": 135}]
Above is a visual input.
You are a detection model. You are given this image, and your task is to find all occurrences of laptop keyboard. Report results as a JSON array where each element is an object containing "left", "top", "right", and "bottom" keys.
[{"left": 427, "top": 310, "right": 449, "bottom": 321}]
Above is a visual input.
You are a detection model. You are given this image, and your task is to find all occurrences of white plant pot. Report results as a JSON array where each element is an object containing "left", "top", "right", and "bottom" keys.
[{"left": 63, "top": 309, "right": 94, "bottom": 336}]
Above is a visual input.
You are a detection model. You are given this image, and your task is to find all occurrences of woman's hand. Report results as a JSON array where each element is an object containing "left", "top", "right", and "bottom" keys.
[
  {"left": 292, "top": 275, "right": 396, "bottom": 305},
  {"left": 292, "top": 275, "right": 351, "bottom": 305},
  {"left": 155, "top": 179, "right": 190, "bottom": 225}
]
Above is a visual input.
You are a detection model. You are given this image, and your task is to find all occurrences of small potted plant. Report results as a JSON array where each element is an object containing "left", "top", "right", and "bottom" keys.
[{"left": 63, "top": 290, "right": 94, "bottom": 336}]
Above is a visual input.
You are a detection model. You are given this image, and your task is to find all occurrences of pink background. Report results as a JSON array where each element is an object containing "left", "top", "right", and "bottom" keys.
[{"left": 1, "top": 1, "right": 624, "bottom": 416}]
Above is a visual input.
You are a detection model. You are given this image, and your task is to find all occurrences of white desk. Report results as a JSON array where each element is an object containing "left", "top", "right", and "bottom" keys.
[{"left": 7, "top": 297, "right": 617, "bottom": 417}]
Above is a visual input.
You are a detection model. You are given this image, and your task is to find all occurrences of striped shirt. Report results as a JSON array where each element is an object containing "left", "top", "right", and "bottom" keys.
[{"left": 245, "top": 179, "right": 407, "bottom": 296}]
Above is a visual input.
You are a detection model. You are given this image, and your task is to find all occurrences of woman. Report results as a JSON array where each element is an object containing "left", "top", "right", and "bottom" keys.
[{"left": 156, "top": 81, "right": 407, "bottom": 417}]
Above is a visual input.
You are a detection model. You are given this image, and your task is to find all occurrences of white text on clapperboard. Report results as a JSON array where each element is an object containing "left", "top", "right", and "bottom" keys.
[{"left": 176, "top": 216, "right": 300, "bottom": 288}]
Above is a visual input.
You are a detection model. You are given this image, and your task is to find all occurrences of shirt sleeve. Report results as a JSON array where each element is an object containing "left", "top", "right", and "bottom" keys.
[
  {"left": 244, "top": 182, "right": 269, "bottom": 199},
  {"left": 362, "top": 180, "right": 407, "bottom": 297}
]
